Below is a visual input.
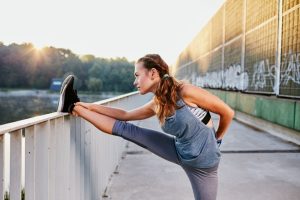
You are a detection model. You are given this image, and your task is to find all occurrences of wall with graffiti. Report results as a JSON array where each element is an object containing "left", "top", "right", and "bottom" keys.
[{"left": 174, "top": 0, "right": 300, "bottom": 98}]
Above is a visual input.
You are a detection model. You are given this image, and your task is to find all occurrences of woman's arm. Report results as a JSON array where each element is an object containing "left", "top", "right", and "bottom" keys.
[
  {"left": 75, "top": 99, "right": 156, "bottom": 121},
  {"left": 181, "top": 84, "right": 235, "bottom": 140}
]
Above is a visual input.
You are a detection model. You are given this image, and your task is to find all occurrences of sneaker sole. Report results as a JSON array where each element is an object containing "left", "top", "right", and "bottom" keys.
[
  {"left": 57, "top": 75, "right": 74, "bottom": 112},
  {"left": 60, "top": 75, "right": 73, "bottom": 94}
]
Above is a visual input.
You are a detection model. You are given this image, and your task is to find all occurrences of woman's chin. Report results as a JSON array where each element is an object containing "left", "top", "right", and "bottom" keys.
[{"left": 138, "top": 89, "right": 146, "bottom": 95}]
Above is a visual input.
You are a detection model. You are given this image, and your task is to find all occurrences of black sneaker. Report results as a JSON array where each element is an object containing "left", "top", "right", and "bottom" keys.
[
  {"left": 57, "top": 75, "right": 74, "bottom": 112},
  {"left": 67, "top": 89, "right": 80, "bottom": 113},
  {"left": 59, "top": 75, "right": 73, "bottom": 95},
  {"left": 57, "top": 75, "right": 80, "bottom": 112}
]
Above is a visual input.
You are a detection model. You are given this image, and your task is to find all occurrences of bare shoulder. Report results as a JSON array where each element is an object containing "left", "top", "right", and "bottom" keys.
[
  {"left": 179, "top": 83, "right": 208, "bottom": 100},
  {"left": 178, "top": 83, "right": 233, "bottom": 116},
  {"left": 179, "top": 83, "right": 199, "bottom": 94}
]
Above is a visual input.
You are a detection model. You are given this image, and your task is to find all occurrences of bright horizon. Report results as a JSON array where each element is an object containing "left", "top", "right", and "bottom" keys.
[{"left": 0, "top": 0, "right": 225, "bottom": 65}]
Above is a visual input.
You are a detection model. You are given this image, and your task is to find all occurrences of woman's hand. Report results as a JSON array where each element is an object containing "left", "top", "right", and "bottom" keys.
[{"left": 71, "top": 109, "right": 79, "bottom": 117}]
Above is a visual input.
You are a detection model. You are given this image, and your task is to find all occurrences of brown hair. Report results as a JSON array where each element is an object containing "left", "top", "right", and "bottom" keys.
[{"left": 137, "top": 54, "right": 184, "bottom": 125}]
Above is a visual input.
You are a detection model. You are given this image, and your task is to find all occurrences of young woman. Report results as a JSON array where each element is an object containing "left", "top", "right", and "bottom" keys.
[{"left": 58, "top": 54, "right": 234, "bottom": 200}]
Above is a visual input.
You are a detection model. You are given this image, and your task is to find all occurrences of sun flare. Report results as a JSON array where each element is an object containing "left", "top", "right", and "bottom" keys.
[{"left": 33, "top": 42, "right": 46, "bottom": 52}]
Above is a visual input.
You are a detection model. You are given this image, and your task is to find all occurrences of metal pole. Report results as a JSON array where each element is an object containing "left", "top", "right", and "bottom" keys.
[{"left": 276, "top": 0, "right": 283, "bottom": 95}]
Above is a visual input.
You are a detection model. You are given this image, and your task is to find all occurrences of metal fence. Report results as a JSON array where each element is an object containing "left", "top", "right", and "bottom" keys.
[
  {"left": 0, "top": 91, "right": 151, "bottom": 200},
  {"left": 174, "top": 0, "right": 300, "bottom": 98}
]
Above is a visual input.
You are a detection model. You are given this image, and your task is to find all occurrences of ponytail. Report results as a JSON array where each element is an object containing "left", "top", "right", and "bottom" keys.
[{"left": 154, "top": 74, "right": 183, "bottom": 125}]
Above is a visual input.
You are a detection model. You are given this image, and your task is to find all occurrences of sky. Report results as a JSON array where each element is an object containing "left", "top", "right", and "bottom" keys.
[{"left": 0, "top": 0, "right": 225, "bottom": 65}]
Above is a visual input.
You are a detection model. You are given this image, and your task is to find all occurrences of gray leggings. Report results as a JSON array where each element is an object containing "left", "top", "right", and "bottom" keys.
[{"left": 112, "top": 120, "right": 219, "bottom": 200}]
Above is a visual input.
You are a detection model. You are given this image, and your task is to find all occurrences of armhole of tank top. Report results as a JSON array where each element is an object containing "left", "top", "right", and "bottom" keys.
[{"left": 175, "top": 91, "right": 185, "bottom": 109}]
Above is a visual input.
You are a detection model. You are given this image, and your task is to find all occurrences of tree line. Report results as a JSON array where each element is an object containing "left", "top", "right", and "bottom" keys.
[{"left": 0, "top": 42, "right": 136, "bottom": 92}]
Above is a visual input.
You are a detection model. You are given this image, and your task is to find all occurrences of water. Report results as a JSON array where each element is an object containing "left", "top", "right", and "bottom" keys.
[{"left": 0, "top": 90, "right": 123, "bottom": 125}]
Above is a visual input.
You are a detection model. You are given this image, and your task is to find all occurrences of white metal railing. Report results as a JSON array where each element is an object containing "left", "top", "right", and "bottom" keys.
[{"left": 0, "top": 91, "right": 153, "bottom": 200}]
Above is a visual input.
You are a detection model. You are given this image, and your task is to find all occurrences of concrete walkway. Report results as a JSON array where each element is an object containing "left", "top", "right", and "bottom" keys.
[{"left": 105, "top": 113, "right": 300, "bottom": 200}]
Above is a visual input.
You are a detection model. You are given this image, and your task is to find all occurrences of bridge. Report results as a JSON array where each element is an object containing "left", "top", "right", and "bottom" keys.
[
  {"left": 1, "top": 0, "right": 300, "bottom": 199},
  {"left": 0, "top": 91, "right": 299, "bottom": 200}
]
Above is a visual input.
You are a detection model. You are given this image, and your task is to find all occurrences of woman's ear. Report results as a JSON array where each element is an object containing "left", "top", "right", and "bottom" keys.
[{"left": 150, "top": 68, "right": 159, "bottom": 79}]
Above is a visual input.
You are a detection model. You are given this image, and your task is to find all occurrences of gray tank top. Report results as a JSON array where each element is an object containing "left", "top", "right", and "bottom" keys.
[{"left": 161, "top": 96, "right": 221, "bottom": 168}]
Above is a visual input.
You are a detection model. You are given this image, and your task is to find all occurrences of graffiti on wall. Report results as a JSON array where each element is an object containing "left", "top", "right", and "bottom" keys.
[
  {"left": 223, "top": 64, "right": 248, "bottom": 90},
  {"left": 192, "top": 63, "right": 248, "bottom": 90},
  {"left": 250, "top": 51, "right": 300, "bottom": 93},
  {"left": 281, "top": 51, "right": 300, "bottom": 85},
  {"left": 182, "top": 50, "right": 300, "bottom": 95},
  {"left": 251, "top": 59, "right": 277, "bottom": 92},
  {"left": 194, "top": 70, "right": 223, "bottom": 88}
]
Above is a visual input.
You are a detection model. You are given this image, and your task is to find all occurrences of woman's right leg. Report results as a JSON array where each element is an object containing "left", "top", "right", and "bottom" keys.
[
  {"left": 73, "top": 105, "right": 116, "bottom": 134},
  {"left": 73, "top": 105, "right": 180, "bottom": 165}
]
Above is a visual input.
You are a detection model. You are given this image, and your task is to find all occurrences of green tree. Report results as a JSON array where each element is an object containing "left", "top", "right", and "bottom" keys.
[
  {"left": 0, "top": 41, "right": 135, "bottom": 92},
  {"left": 87, "top": 77, "right": 103, "bottom": 92}
]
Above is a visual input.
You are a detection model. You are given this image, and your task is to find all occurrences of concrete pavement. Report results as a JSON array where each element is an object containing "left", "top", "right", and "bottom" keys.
[{"left": 104, "top": 113, "right": 300, "bottom": 200}]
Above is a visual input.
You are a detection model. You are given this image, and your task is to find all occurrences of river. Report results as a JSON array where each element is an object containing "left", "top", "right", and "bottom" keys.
[{"left": 0, "top": 89, "right": 123, "bottom": 125}]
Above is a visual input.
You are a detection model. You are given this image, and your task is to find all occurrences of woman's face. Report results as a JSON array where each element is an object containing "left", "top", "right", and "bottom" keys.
[{"left": 133, "top": 62, "right": 160, "bottom": 94}]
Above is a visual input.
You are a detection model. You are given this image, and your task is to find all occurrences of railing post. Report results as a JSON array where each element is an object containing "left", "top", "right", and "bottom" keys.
[
  {"left": 91, "top": 125, "right": 97, "bottom": 199},
  {"left": 75, "top": 117, "right": 81, "bottom": 200},
  {"left": 49, "top": 119, "right": 57, "bottom": 200},
  {"left": 63, "top": 116, "right": 71, "bottom": 200},
  {"left": 10, "top": 129, "right": 22, "bottom": 200},
  {"left": 0, "top": 135, "right": 4, "bottom": 200},
  {"left": 53, "top": 117, "right": 62, "bottom": 200},
  {"left": 84, "top": 123, "right": 91, "bottom": 200},
  {"left": 25, "top": 126, "right": 35, "bottom": 200},
  {"left": 69, "top": 116, "right": 76, "bottom": 200},
  {"left": 54, "top": 116, "right": 70, "bottom": 200},
  {"left": 35, "top": 121, "right": 50, "bottom": 200},
  {"left": 80, "top": 119, "right": 85, "bottom": 200}
]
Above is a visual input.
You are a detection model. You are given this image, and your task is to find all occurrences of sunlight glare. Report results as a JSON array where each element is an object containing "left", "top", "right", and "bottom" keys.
[{"left": 33, "top": 42, "right": 46, "bottom": 52}]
